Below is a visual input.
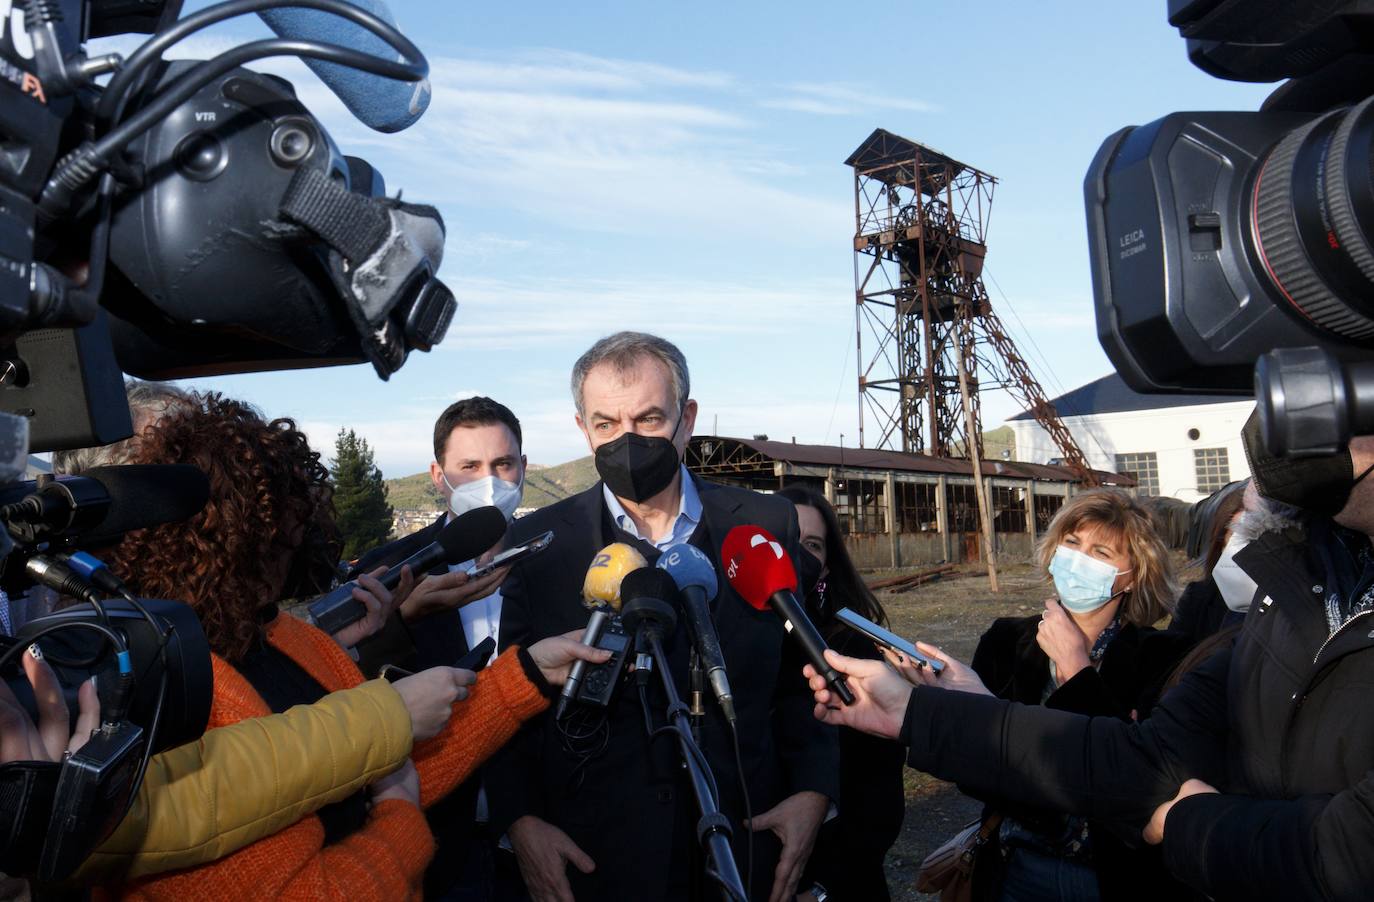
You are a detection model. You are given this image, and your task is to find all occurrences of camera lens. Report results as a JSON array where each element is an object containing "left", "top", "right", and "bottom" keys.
[{"left": 1251, "top": 96, "right": 1374, "bottom": 341}]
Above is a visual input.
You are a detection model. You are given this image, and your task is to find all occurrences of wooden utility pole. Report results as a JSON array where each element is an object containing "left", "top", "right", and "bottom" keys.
[{"left": 957, "top": 338, "right": 999, "bottom": 592}]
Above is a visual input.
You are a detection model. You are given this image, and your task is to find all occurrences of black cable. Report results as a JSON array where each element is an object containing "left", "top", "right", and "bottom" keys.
[
  {"left": 0, "top": 620, "right": 125, "bottom": 673},
  {"left": 729, "top": 720, "right": 753, "bottom": 898},
  {"left": 96, "top": 0, "right": 423, "bottom": 129},
  {"left": 42, "top": 0, "right": 427, "bottom": 216},
  {"left": 703, "top": 868, "right": 748, "bottom": 902},
  {"left": 638, "top": 682, "right": 720, "bottom": 807},
  {"left": 94, "top": 39, "right": 403, "bottom": 167}
]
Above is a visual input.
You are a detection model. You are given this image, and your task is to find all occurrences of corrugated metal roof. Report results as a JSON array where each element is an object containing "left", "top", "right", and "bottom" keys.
[{"left": 690, "top": 436, "right": 1133, "bottom": 486}]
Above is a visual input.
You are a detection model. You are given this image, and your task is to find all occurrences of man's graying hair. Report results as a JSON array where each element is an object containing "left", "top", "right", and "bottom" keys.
[
  {"left": 51, "top": 380, "right": 193, "bottom": 474},
  {"left": 571, "top": 332, "right": 690, "bottom": 419}
]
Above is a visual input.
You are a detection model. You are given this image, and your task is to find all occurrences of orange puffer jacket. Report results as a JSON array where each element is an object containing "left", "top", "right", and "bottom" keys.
[{"left": 112, "top": 612, "right": 549, "bottom": 901}]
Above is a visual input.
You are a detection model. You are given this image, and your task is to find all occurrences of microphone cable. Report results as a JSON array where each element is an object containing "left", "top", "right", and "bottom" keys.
[
  {"left": 556, "top": 705, "right": 610, "bottom": 797},
  {"left": 728, "top": 720, "right": 752, "bottom": 897}
]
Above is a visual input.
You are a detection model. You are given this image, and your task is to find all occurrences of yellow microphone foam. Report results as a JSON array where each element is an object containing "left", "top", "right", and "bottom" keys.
[{"left": 581, "top": 542, "right": 648, "bottom": 612}]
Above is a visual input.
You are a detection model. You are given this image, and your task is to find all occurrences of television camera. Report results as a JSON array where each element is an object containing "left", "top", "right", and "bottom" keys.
[
  {"left": 1087, "top": 0, "right": 1374, "bottom": 457},
  {"left": 0, "top": 0, "right": 452, "bottom": 881}
]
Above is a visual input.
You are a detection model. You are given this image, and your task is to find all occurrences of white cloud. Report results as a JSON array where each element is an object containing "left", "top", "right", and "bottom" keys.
[
  {"left": 762, "top": 81, "right": 941, "bottom": 117},
  {"left": 440, "top": 275, "right": 850, "bottom": 352}
]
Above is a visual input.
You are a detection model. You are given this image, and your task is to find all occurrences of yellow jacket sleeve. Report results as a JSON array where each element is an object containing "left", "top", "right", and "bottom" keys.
[{"left": 77, "top": 678, "right": 412, "bottom": 882}]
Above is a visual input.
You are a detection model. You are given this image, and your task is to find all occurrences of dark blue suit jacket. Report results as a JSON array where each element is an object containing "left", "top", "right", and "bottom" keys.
[{"left": 487, "top": 476, "right": 840, "bottom": 901}]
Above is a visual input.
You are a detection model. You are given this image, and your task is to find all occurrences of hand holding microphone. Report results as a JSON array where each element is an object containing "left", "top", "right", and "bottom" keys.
[
  {"left": 556, "top": 542, "right": 647, "bottom": 719},
  {"left": 722, "top": 525, "right": 855, "bottom": 705},
  {"left": 309, "top": 506, "right": 508, "bottom": 637}
]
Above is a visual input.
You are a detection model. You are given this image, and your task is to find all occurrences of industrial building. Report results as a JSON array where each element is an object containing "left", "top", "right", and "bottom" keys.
[
  {"left": 1005, "top": 373, "right": 1254, "bottom": 502},
  {"left": 687, "top": 435, "right": 1132, "bottom": 569}
]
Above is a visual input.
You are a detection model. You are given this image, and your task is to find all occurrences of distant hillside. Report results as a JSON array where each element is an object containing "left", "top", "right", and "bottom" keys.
[
  {"left": 951, "top": 425, "right": 1017, "bottom": 461},
  {"left": 522, "top": 456, "right": 598, "bottom": 509},
  {"left": 383, "top": 455, "right": 599, "bottom": 513},
  {"left": 385, "top": 472, "right": 443, "bottom": 511}
]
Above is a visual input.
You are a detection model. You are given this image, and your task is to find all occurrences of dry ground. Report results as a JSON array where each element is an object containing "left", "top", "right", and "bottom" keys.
[{"left": 868, "top": 562, "right": 1059, "bottom": 901}]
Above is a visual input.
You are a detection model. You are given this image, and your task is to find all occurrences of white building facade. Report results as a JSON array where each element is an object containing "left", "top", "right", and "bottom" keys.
[{"left": 1005, "top": 374, "right": 1255, "bottom": 502}]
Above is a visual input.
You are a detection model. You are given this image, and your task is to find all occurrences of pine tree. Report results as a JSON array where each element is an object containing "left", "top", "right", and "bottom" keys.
[{"left": 331, "top": 429, "right": 394, "bottom": 561}]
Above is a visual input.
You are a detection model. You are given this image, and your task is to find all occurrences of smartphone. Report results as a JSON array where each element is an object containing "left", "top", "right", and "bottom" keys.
[
  {"left": 464, "top": 530, "right": 554, "bottom": 579},
  {"left": 380, "top": 636, "right": 497, "bottom": 683},
  {"left": 834, "top": 607, "right": 945, "bottom": 673},
  {"left": 456, "top": 636, "right": 496, "bottom": 672}
]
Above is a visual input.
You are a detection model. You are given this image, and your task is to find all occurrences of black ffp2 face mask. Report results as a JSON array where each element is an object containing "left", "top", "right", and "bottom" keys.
[
  {"left": 594, "top": 417, "right": 685, "bottom": 503},
  {"left": 1243, "top": 410, "right": 1374, "bottom": 517}
]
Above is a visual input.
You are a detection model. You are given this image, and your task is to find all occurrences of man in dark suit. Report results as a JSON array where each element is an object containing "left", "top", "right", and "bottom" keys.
[
  {"left": 351, "top": 395, "right": 528, "bottom": 901},
  {"left": 488, "top": 332, "right": 839, "bottom": 902}
]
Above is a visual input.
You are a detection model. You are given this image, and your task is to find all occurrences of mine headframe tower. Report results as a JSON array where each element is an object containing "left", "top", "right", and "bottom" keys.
[{"left": 846, "top": 128, "right": 1095, "bottom": 484}]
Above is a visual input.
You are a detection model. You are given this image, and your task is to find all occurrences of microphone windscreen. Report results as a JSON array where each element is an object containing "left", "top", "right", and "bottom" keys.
[
  {"left": 620, "top": 566, "right": 681, "bottom": 607},
  {"left": 656, "top": 543, "right": 719, "bottom": 599},
  {"left": 582, "top": 542, "right": 647, "bottom": 611},
  {"left": 437, "top": 506, "right": 508, "bottom": 564},
  {"left": 721, "top": 525, "right": 797, "bottom": 610},
  {"left": 258, "top": 0, "right": 431, "bottom": 133},
  {"left": 83, "top": 465, "right": 209, "bottom": 542}
]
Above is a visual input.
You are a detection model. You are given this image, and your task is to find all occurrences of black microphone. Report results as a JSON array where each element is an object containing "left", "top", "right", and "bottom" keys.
[
  {"left": 657, "top": 543, "right": 735, "bottom": 724},
  {"left": 308, "top": 506, "right": 507, "bottom": 635},
  {"left": 0, "top": 465, "right": 210, "bottom": 547}
]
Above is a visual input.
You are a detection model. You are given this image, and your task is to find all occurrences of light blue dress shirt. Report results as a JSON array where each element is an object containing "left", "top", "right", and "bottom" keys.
[{"left": 602, "top": 465, "right": 702, "bottom": 550}]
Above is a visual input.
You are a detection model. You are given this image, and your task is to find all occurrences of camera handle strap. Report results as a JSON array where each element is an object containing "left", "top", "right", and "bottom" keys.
[{"left": 278, "top": 167, "right": 447, "bottom": 377}]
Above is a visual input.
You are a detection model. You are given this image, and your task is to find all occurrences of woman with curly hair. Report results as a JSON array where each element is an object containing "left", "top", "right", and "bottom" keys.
[
  {"left": 103, "top": 393, "right": 606, "bottom": 901},
  {"left": 894, "top": 490, "right": 1193, "bottom": 902}
]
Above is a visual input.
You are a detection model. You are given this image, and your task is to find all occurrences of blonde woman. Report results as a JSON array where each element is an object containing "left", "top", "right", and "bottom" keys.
[{"left": 894, "top": 490, "right": 1193, "bottom": 902}]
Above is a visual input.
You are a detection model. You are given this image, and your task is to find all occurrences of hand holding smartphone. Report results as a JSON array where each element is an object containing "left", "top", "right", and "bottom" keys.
[
  {"left": 834, "top": 607, "right": 945, "bottom": 673},
  {"left": 463, "top": 531, "right": 554, "bottom": 579}
]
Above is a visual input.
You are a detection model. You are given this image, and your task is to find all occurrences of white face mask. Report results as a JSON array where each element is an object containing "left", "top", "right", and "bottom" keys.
[
  {"left": 442, "top": 472, "right": 523, "bottom": 522},
  {"left": 1212, "top": 533, "right": 1259, "bottom": 613}
]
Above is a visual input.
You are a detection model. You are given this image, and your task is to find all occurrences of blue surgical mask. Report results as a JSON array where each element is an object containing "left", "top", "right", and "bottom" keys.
[
  {"left": 442, "top": 472, "right": 523, "bottom": 522},
  {"left": 1048, "top": 545, "right": 1130, "bottom": 613}
]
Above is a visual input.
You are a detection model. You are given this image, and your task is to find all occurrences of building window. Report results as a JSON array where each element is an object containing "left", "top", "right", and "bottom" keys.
[
  {"left": 1115, "top": 452, "right": 1159, "bottom": 496},
  {"left": 1194, "top": 448, "right": 1230, "bottom": 494},
  {"left": 991, "top": 486, "right": 1027, "bottom": 533},
  {"left": 1034, "top": 493, "right": 1064, "bottom": 532},
  {"left": 895, "top": 482, "right": 938, "bottom": 532},
  {"left": 834, "top": 478, "right": 887, "bottom": 534},
  {"left": 944, "top": 483, "right": 980, "bottom": 533}
]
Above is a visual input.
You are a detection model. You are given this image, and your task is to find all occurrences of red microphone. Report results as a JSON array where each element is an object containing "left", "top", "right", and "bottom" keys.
[{"left": 722, "top": 525, "right": 854, "bottom": 705}]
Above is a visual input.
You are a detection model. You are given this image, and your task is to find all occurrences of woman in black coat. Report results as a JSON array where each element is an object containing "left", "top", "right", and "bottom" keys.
[
  {"left": 963, "top": 490, "right": 1193, "bottom": 902},
  {"left": 780, "top": 486, "right": 906, "bottom": 902}
]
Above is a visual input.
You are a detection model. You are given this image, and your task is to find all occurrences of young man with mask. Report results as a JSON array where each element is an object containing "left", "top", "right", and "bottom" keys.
[
  {"left": 802, "top": 409, "right": 1374, "bottom": 900},
  {"left": 349, "top": 395, "right": 527, "bottom": 900},
  {"left": 488, "top": 332, "right": 839, "bottom": 902}
]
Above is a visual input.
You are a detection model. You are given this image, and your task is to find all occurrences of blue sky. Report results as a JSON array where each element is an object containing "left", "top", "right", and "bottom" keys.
[{"left": 122, "top": 1, "right": 1274, "bottom": 476}]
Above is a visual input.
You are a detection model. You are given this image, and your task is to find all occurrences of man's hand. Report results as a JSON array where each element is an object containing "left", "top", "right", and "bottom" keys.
[
  {"left": 746, "top": 790, "right": 829, "bottom": 902},
  {"left": 390, "top": 666, "right": 478, "bottom": 740},
  {"left": 1143, "top": 778, "right": 1217, "bottom": 844},
  {"left": 526, "top": 629, "right": 612, "bottom": 687},
  {"left": 805, "top": 650, "right": 913, "bottom": 740},
  {"left": 0, "top": 646, "right": 100, "bottom": 763},
  {"left": 876, "top": 641, "right": 992, "bottom": 696},
  {"left": 332, "top": 566, "right": 412, "bottom": 649},
  {"left": 1036, "top": 600, "right": 1092, "bottom": 684},
  {"left": 398, "top": 565, "right": 510, "bottom": 622},
  {"left": 509, "top": 815, "right": 595, "bottom": 902}
]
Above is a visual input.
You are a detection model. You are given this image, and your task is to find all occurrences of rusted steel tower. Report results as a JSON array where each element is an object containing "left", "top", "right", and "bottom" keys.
[{"left": 846, "top": 128, "right": 1095, "bottom": 483}]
